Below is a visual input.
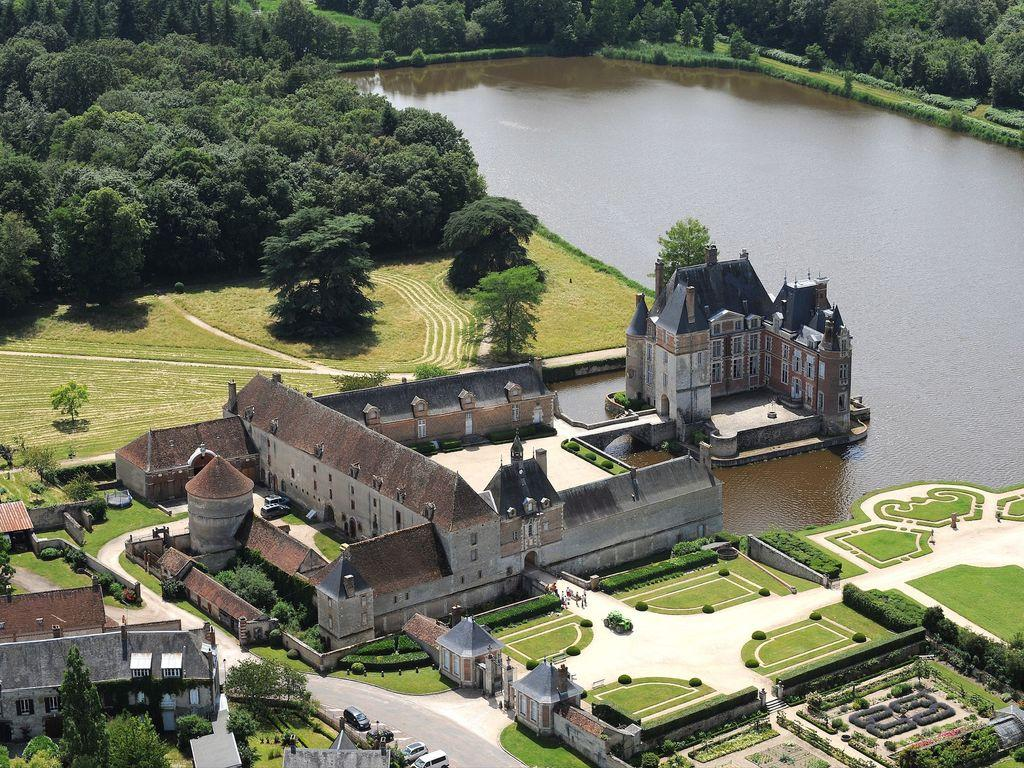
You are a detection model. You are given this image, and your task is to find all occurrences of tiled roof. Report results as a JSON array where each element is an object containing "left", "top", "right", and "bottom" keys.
[
  {"left": 438, "top": 617, "right": 502, "bottom": 657},
  {"left": 338, "top": 524, "right": 450, "bottom": 596},
  {"left": 182, "top": 567, "right": 266, "bottom": 622},
  {"left": 316, "top": 364, "right": 547, "bottom": 424},
  {"left": 0, "top": 628, "right": 214, "bottom": 691},
  {"left": 0, "top": 500, "right": 32, "bottom": 533},
  {"left": 402, "top": 613, "right": 448, "bottom": 650},
  {"left": 563, "top": 706, "right": 604, "bottom": 737},
  {"left": 185, "top": 456, "right": 254, "bottom": 500},
  {"left": 0, "top": 585, "right": 106, "bottom": 640},
  {"left": 157, "top": 547, "right": 195, "bottom": 579},
  {"left": 117, "top": 417, "right": 257, "bottom": 473},
  {"left": 238, "top": 516, "right": 327, "bottom": 577},
  {"left": 234, "top": 376, "right": 495, "bottom": 532}
]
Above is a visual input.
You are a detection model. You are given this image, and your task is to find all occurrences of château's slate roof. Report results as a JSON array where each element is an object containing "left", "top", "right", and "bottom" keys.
[
  {"left": 483, "top": 457, "right": 561, "bottom": 518},
  {"left": 185, "top": 456, "right": 254, "bottom": 500},
  {"left": 117, "top": 417, "right": 257, "bottom": 473},
  {"left": 513, "top": 661, "right": 584, "bottom": 705},
  {"left": 315, "top": 364, "right": 547, "bottom": 423},
  {"left": 0, "top": 585, "right": 107, "bottom": 640},
  {"left": 626, "top": 294, "right": 650, "bottom": 336},
  {"left": 559, "top": 457, "right": 717, "bottom": 527},
  {"left": 655, "top": 283, "right": 710, "bottom": 334},
  {"left": 652, "top": 257, "right": 773, "bottom": 321},
  {"left": 438, "top": 616, "right": 502, "bottom": 657},
  {"left": 340, "top": 524, "right": 451, "bottom": 596},
  {"left": 233, "top": 376, "right": 496, "bottom": 532}
]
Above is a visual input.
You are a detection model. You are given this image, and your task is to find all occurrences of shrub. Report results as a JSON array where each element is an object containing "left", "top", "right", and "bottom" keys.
[
  {"left": 350, "top": 662, "right": 366, "bottom": 675},
  {"left": 891, "top": 683, "right": 912, "bottom": 697},
  {"left": 599, "top": 458, "right": 614, "bottom": 469},
  {"left": 599, "top": 550, "right": 717, "bottom": 593},
  {"left": 758, "top": 587, "right": 771, "bottom": 596},
  {"left": 409, "top": 47, "right": 426, "bottom": 67},
  {"left": 23, "top": 736, "right": 58, "bottom": 761},
  {"left": 286, "top": 649, "right": 300, "bottom": 660},
  {"left": 852, "top": 632, "right": 867, "bottom": 643},
  {"left": 1013, "top": 746, "right": 1024, "bottom": 762},
  {"left": 809, "top": 611, "right": 822, "bottom": 620},
  {"left": 640, "top": 752, "right": 660, "bottom": 768},
  {"left": 702, "top": 604, "right": 714, "bottom": 613},
  {"left": 161, "top": 578, "right": 185, "bottom": 600},
  {"left": 745, "top": 659, "right": 760, "bottom": 668},
  {"left": 583, "top": 451, "right": 597, "bottom": 461},
  {"left": 651, "top": 48, "right": 667, "bottom": 65},
  {"left": 672, "top": 537, "right": 712, "bottom": 557},
  {"left": 526, "top": 659, "right": 539, "bottom": 670},
  {"left": 269, "top": 628, "right": 283, "bottom": 648},
  {"left": 349, "top": 635, "right": 422, "bottom": 656},
  {"left": 635, "top": 601, "right": 648, "bottom": 611},
  {"left": 752, "top": 630, "right": 767, "bottom": 640},
  {"left": 339, "top": 651, "right": 429, "bottom": 671},
  {"left": 715, "top": 531, "right": 742, "bottom": 547},
  {"left": 107, "top": 582, "right": 124, "bottom": 602},
  {"left": 565, "top": 442, "right": 581, "bottom": 452},
  {"left": 566, "top": 645, "right": 581, "bottom": 656},
  {"left": 174, "top": 281, "right": 185, "bottom": 293},
  {"left": 477, "top": 593, "right": 561, "bottom": 631},
  {"left": 842, "top": 584, "right": 925, "bottom": 632},
  {"left": 688, "top": 677, "right": 702, "bottom": 687},
  {"left": 39, "top": 547, "right": 61, "bottom": 560},
  {"left": 580, "top": 619, "right": 593, "bottom": 628},
  {"left": 176, "top": 715, "right": 213, "bottom": 754},
  {"left": 760, "top": 531, "right": 842, "bottom": 578},
  {"left": 854, "top": 698, "right": 869, "bottom": 709},
  {"left": 440, "top": 439, "right": 462, "bottom": 452},
  {"left": 64, "top": 472, "right": 97, "bottom": 501},
  {"left": 618, "top": 674, "right": 632, "bottom": 685},
  {"left": 718, "top": 568, "right": 729, "bottom": 576}
]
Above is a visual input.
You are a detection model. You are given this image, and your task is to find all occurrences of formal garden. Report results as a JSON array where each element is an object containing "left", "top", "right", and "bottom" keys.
[
  {"left": 995, "top": 490, "right": 1024, "bottom": 521},
  {"left": 589, "top": 676, "right": 715, "bottom": 723},
  {"left": 826, "top": 523, "right": 934, "bottom": 568},
  {"left": 742, "top": 603, "right": 892, "bottom": 676},
  {"left": 909, "top": 565, "right": 1024, "bottom": 642},
  {"left": 495, "top": 611, "right": 594, "bottom": 666},
  {"left": 872, "top": 486, "right": 985, "bottom": 527}
]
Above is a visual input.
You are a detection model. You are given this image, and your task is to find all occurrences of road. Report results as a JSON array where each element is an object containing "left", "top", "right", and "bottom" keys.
[{"left": 305, "top": 675, "right": 521, "bottom": 768}]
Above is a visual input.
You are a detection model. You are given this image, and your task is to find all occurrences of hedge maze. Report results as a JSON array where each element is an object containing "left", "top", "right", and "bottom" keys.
[
  {"left": 872, "top": 487, "right": 984, "bottom": 527},
  {"left": 826, "top": 523, "right": 933, "bottom": 568},
  {"left": 848, "top": 692, "right": 955, "bottom": 738}
]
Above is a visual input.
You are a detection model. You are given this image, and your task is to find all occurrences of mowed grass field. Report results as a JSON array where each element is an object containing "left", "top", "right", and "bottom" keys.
[
  {"left": 909, "top": 565, "right": 1024, "bottom": 642},
  {"left": 0, "top": 355, "right": 337, "bottom": 457},
  {"left": 249, "top": 0, "right": 379, "bottom": 30}
]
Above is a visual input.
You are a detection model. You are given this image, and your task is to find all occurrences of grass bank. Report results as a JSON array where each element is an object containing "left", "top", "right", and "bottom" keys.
[
  {"left": 499, "top": 723, "right": 595, "bottom": 768},
  {"left": 338, "top": 45, "right": 545, "bottom": 72}
]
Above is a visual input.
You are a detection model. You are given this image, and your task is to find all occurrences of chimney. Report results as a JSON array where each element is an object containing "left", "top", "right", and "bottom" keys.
[
  {"left": 685, "top": 285, "right": 696, "bottom": 324},
  {"left": 120, "top": 615, "right": 128, "bottom": 659},
  {"left": 227, "top": 380, "right": 237, "bottom": 413},
  {"left": 530, "top": 356, "right": 543, "bottom": 378},
  {"left": 305, "top": 391, "right": 313, "bottom": 398},
  {"left": 740, "top": 249, "right": 749, "bottom": 260},
  {"left": 557, "top": 664, "right": 569, "bottom": 693},
  {"left": 451, "top": 604, "right": 463, "bottom": 625},
  {"left": 271, "top": 372, "right": 282, "bottom": 384},
  {"left": 92, "top": 575, "right": 102, "bottom": 593},
  {"left": 823, "top": 319, "right": 835, "bottom": 348},
  {"left": 814, "top": 280, "right": 829, "bottom": 310},
  {"left": 534, "top": 448, "right": 547, "bottom": 476},
  {"left": 342, "top": 574, "right": 355, "bottom": 598},
  {"left": 52, "top": 624, "right": 62, "bottom": 638},
  {"left": 705, "top": 244, "right": 718, "bottom": 266},
  {"left": 204, "top": 621, "right": 216, "bottom": 647},
  {"left": 654, "top": 259, "right": 665, "bottom": 297}
]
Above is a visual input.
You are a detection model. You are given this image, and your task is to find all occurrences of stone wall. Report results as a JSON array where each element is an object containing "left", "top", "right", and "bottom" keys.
[
  {"left": 27, "top": 501, "right": 93, "bottom": 532},
  {"left": 747, "top": 536, "right": 829, "bottom": 587},
  {"left": 553, "top": 708, "right": 641, "bottom": 767},
  {"left": 710, "top": 413, "right": 822, "bottom": 458},
  {"left": 30, "top": 535, "right": 141, "bottom": 596},
  {"left": 542, "top": 358, "right": 625, "bottom": 384},
  {"left": 63, "top": 513, "right": 86, "bottom": 545},
  {"left": 280, "top": 631, "right": 351, "bottom": 673},
  {"left": 639, "top": 695, "right": 763, "bottom": 748}
]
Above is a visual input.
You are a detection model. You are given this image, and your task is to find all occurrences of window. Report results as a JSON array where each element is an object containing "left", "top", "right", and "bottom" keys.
[
  {"left": 395, "top": 510, "right": 401, "bottom": 529},
  {"left": 839, "top": 363, "right": 849, "bottom": 383},
  {"left": 793, "top": 350, "right": 801, "bottom": 372},
  {"left": 781, "top": 343, "right": 789, "bottom": 360},
  {"left": 416, "top": 419, "right": 426, "bottom": 438},
  {"left": 711, "top": 361, "right": 723, "bottom": 384},
  {"left": 189, "top": 688, "right": 200, "bottom": 706},
  {"left": 712, "top": 339, "right": 723, "bottom": 358},
  {"left": 817, "top": 392, "right": 825, "bottom": 412},
  {"left": 782, "top": 366, "right": 789, "bottom": 384},
  {"left": 731, "top": 357, "right": 742, "bottom": 379},
  {"left": 819, "top": 361, "right": 826, "bottom": 379},
  {"left": 313, "top": 480, "right": 317, "bottom": 492},
  {"left": 839, "top": 393, "right": 848, "bottom": 411},
  {"left": 329, "top": 489, "right": 333, "bottom": 500},
  {"left": 749, "top": 333, "right": 759, "bottom": 353},
  {"left": 132, "top": 667, "right": 150, "bottom": 679},
  {"left": 470, "top": 532, "right": 478, "bottom": 545},
  {"left": 765, "top": 336, "right": 772, "bottom": 353},
  {"left": 471, "top": 549, "right": 478, "bottom": 562},
  {"left": 748, "top": 357, "right": 759, "bottom": 376},
  {"left": 313, "top": 465, "right": 316, "bottom": 474},
  {"left": 16, "top": 699, "right": 34, "bottom": 716},
  {"left": 805, "top": 384, "right": 814, "bottom": 403},
  {"left": 765, "top": 355, "right": 772, "bottom": 377},
  {"left": 662, "top": 350, "right": 668, "bottom": 364},
  {"left": 697, "top": 351, "right": 706, "bottom": 368},
  {"left": 806, "top": 356, "right": 815, "bottom": 377},
  {"left": 713, "top": 322, "right": 721, "bottom": 335},
  {"left": 733, "top": 335, "right": 744, "bottom": 355},
  {"left": 163, "top": 667, "right": 182, "bottom": 678},
  {"left": 511, "top": 404, "right": 520, "bottom": 422},
  {"left": 465, "top": 412, "right": 473, "bottom": 435},
  {"left": 45, "top": 696, "right": 60, "bottom": 713},
  {"left": 290, "top": 467, "right": 295, "bottom": 479},
  {"left": 350, "top": 500, "right": 355, "bottom": 510},
  {"left": 513, "top": 530, "right": 519, "bottom": 541},
  {"left": 733, "top": 320, "right": 743, "bottom": 332}
]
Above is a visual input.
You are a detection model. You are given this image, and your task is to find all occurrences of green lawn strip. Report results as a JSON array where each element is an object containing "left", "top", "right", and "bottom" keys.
[
  {"left": 329, "top": 666, "right": 457, "bottom": 695},
  {"left": 874, "top": 487, "right": 983, "bottom": 527},
  {"left": 835, "top": 527, "right": 925, "bottom": 567},
  {"left": 251, "top": 645, "right": 319, "bottom": 675},
  {"left": 499, "top": 723, "right": 595, "bottom": 768},
  {"left": 589, "top": 677, "right": 714, "bottom": 721},
  {"left": 643, "top": 575, "right": 752, "bottom": 612},
  {"left": 12, "top": 551, "right": 94, "bottom": 589},
  {"left": 909, "top": 565, "right": 1024, "bottom": 642},
  {"left": 249, "top": 711, "right": 337, "bottom": 768},
  {"left": 313, "top": 529, "right": 345, "bottom": 561},
  {"left": 251, "top": 0, "right": 379, "bottom": 30},
  {"left": 79, "top": 501, "right": 188, "bottom": 556},
  {"left": 0, "top": 473, "right": 67, "bottom": 506},
  {"left": 496, "top": 612, "right": 592, "bottom": 665}
]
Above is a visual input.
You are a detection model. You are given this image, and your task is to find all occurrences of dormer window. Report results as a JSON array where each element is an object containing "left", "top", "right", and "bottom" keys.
[
  {"left": 363, "top": 404, "right": 380, "bottom": 425},
  {"left": 411, "top": 396, "right": 427, "bottom": 416},
  {"left": 458, "top": 389, "right": 475, "bottom": 410},
  {"left": 130, "top": 653, "right": 152, "bottom": 678},
  {"left": 161, "top": 653, "right": 183, "bottom": 678},
  {"left": 504, "top": 382, "right": 522, "bottom": 402}
]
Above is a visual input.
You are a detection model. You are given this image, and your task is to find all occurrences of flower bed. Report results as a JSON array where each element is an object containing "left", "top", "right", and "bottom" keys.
[{"left": 689, "top": 722, "right": 777, "bottom": 762}]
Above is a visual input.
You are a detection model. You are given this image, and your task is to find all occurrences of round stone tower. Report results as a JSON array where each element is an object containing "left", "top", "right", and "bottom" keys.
[
  {"left": 625, "top": 292, "right": 650, "bottom": 402},
  {"left": 186, "top": 456, "right": 254, "bottom": 555}
]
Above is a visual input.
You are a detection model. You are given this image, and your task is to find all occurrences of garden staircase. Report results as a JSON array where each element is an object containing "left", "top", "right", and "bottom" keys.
[{"left": 764, "top": 696, "right": 788, "bottom": 713}]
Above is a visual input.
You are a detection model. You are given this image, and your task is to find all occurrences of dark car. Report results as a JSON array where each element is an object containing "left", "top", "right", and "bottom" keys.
[
  {"left": 260, "top": 502, "right": 289, "bottom": 520},
  {"left": 344, "top": 706, "right": 371, "bottom": 732},
  {"left": 264, "top": 494, "right": 291, "bottom": 506}
]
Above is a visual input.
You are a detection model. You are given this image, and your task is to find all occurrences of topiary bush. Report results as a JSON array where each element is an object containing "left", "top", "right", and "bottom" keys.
[
  {"left": 583, "top": 451, "right": 598, "bottom": 461},
  {"left": 702, "top": 604, "right": 715, "bottom": 613},
  {"left": 854, "top": 697, "right": 869, "bottom": 709},
  {"left": 526, "top": 659, "right": 540, "bottom": 670},
  {"left": 852, "top": 632, "right": 867, "bottom": 643},
  {"left": 752, "top": 630, "right": 766, "bottom": 640},
  {"left": 350, "top": 662, "right": 366, "bottom": 675},
  {"left": 758, "top": 587, "right": 771, "bottom": 596},
  {"left": 618, "top": 674, "right": 632, "bottom": 685},
  {"left": 286, "top": 649, "right": 300, "bottom": 660},
  {"left": 718, "top": 567, "right": 730, "bottom": 576},
  {"left": 566, "top": 645, "right": 581, "bottom": 656},
  {"left": 565, "top": 442, "right": 581, "bottom": 452},
  {"left": 580, "top": 618, "right": 593, "bottom": 628},
  {"left": 635, "top": 601, "right": 648, "bottom": 611},
  {"left": 39, "top": 547, "right": 62, "bottom": 560},
  {"left": 640, "top": 752, "right": 660, "bottom": 768},
  {"left": 599, "top": 458, "right": 614, "bottom": 469},
  {"left": 745, "top": 659, "right": 760, "bottom": 668},
  {"left": 688, "top": 677, "right": 702, "bottom": 687},
  {"left": 174, "top": 281, "right": 185, "bottom": 293},
  {"left": 809, "top": 611, "right": 822, "bottom": 620}
]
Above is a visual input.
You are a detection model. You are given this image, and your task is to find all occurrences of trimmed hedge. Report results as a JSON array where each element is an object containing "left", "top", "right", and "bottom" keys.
[
  {"left": 775, "top": 627, "right": 927, "bottom": 689},
  {"left": 349, "top": 634, "right": 421, "bottom": 656},
  {"left": 476, "top": 593, "right": 561, "bottom": 631},
  {"left": 599, "top": 550, "right": 717, "bottom": 593},
  {"left": 760, "top": 530, "right": 842, "bottom": 578},
  {"left": 339, "top": 651, "right": 429, "bottom": 671},
  {"left": 842, "top": 583, "right": 925, "bottom": 632},
  {"left": 52, "top": 460, "right": 116, "bottom": 484},
  {"left": 641, "top": 687, "right": 759, "bottom": 740},
  {"left": 489, "top": 423, "right": 557, "bottom": 444},
  {"left": 671, "top": 536, "right": 712, "bottom": 557},
  {"left": 752, "top": 631, "right": 766, "bottom": 640}
]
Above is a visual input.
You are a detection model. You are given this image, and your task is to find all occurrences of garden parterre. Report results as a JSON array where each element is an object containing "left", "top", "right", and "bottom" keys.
[
  {"left": 827, "top": 523, "right": 933, "bottom": 568},
  {"left": 495, "top": 611, "right": 593, "bottom": 665},
  {"left": 588, "top": 676, "right": 715, "bottom": 722}
]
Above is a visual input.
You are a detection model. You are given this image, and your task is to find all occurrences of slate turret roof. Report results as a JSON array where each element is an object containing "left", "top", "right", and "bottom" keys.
[
  {"left": 513, "top": 661, "right": 584, "bottom": 705},
  {"left": 185, "top": 456, "right": 254, "bottom": 500},
  {"left": 652, "top": 257, "right": 773, "bottom": 322},
  {"left": 437, "top": 616, "right": 503, "bottom": 657},
  {"left": 483, "top": 457, "right": 560, "bottom": 518},
  {"left": 626, "top": 294, "right": 649, "bottom": 336},
  {"left": 655, "top": 283, "right": 710, "bottom": 334}
]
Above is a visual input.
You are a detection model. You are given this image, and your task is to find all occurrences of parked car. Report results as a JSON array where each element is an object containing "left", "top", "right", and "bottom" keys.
[
  {"left": 413, "top": 751, "right": 449, "bottom": 768},
  {"left": 263, "top": 494, "right": 291, "bottom": 506},
  {"left": 260, "top": 502, "right": 289, "bottom": 519},
  {"left": 400, "top": 742, "right": 428, "bottom": 764},
  {"left": 343, "top": 707, "right": 371, "bottom": 731}
]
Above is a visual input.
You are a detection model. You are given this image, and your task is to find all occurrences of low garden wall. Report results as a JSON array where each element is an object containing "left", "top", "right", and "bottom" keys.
[
  {"left": 280, "top": 631, "right": 350, "bottom": 673},
  {"left": 710, "top": 414, "right": 822, "bottom": 458},
  {"left": 638, "top": 687, "right": 762, "bottom": 747},
  {"left": 542, "top": 357, "right": 625, "bottom": 384},
  {"left": 747, "top": 536, "right": 830, "bottom": 587},
  {"left": 553, "top": 707, "right": 641, "bottom": 766},
  {"left": 28, "top": 500, "right": 94, "bottom": 532},
  {"left": 63, "top": 513, "right": 86, "bottom": 545}
]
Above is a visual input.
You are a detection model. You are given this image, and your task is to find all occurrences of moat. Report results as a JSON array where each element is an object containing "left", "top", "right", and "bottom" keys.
[{"left": 347, "top": 56, "right": 1024, "bottom": 534}]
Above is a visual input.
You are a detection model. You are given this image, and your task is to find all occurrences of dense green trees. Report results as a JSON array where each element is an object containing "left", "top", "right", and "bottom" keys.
[
  {"left": 107, "top": 714, "right": 169, "bottom": 768},
  {"left": 59, "top": 646, "right": 109, "bottom": 767},
  {"left": 658, "top": 217, "right": 710, "bottom": 269},
  {"left": 445, "top": 196, "right": 539, "bottom": 290},
  {"left": 472, "top": 266, "right": 545, "bottom": 360}
]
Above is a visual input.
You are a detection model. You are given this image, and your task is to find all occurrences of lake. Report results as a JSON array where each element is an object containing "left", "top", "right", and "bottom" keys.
[{"left": 348, "top": 56, "right": 1024, "bottom": 533}]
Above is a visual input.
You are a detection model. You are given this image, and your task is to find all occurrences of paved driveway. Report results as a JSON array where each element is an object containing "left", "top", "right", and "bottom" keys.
[{"left": 305, "top": 675, "right": 522, "bottom": 768}]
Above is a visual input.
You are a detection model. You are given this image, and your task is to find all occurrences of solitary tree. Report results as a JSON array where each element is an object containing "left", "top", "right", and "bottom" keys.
[
  {"left": 107, "top": 714, "right": 169, "bottom": 768},
  {"left": 59, "top": 646, "right": 108, "bottom": 767},
  {"left": 657, "top": 217, "right": 711, "bottom": 269},
  {"left": 472, "top": 266, "right": 545, "bottom": 360},
  {"left": 50, "top": 380, "right": 89, "bottom": 425},
  {"left": 700, "top": 15, "right": 716, "bottom": 52},
  {"left": 444, "top": 197, "right": 538, "bottom": 291},
  {"left": 22, "top": 445, "right": 58, "bottom": 481},
  {"left": 261, "top": 209, "right": 376, "bottom": 337}
]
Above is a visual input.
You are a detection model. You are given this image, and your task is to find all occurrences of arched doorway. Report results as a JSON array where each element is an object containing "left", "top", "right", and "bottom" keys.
[
  {"left": 323, "top": 505, "right": 334, "bottom": 524},
  {"left": 348, "top": 518, "right": 357, "bottom": 538},
  {"left": 524, "top": 550, "right": 539, "bottom": 569},
  {"left": 659, "top": 394, "right": 670, "bottom": 418}
]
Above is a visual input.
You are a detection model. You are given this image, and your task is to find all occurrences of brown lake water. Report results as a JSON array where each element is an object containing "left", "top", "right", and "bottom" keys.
[{"left": 347, "top": 57, "right": 1024, "bottom": 534}]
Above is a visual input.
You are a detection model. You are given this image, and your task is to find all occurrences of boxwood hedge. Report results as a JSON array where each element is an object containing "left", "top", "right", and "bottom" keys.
[
  {"left": 599, "top": 550, "right": 717, "bottom": 593},
  {"left": 640, "top": 687, "right": 759, "bottom": 741},
  {"left": 842, "top": 583, "right": 925, "bottom": 632},
  {"left": 775, "top": 627, "right": 927, "bottom": 690},
  {"left": 339, "top": 650, "right": 430, "bottom": 671},
  {"left": 476, "top": 593, "right": 561, "bottom": 631},
  {"left": 760, "top": 530, "right": 842, "bottom": 578}
]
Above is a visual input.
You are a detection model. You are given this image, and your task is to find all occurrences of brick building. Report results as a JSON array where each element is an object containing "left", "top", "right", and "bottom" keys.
[
  {"left": 0, "top": 584, "right": 109, "bottom": 643},
  {"left": 625, "top": 246, "right": 853, "bottom": 437}
]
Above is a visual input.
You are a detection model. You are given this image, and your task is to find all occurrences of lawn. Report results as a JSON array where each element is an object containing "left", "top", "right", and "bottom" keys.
[
  {"left": 619, "top": 556, "right": 818, "bottom": 615},
  {"left": 12, "top": 551, "right": 94, "bottom": 589},
  {"left": 589, "top": 677, "right": 714, "bottom": 721},
  {"left": 496, "top": 612, "right": 594, "bottom": 665},
  {"left": 249, "top": 0, "right": 379, "bottom": 29},
  {"left": 0, "top": 295, "right": 289, "bottom": 367},
  {"left": 330, "top": 665, "right": 457, "bottom": 695},
  {"left": 75, "top": 500, "right": 187, "bottom": 555},
  {"left": 0, "top": 354, "right": 337, "bottom": 457},
  {"left": 313, "top": 529, "right": 346, "bottom": 561},
  {"left": 248, "top": 711, "right": 337, "bottom": 768},
  {"left": 251, "top": 645, "right": 318, "bottom": 675},
  {"left": 743, "top": 602, "right": 892, "bottom": 675},
  {"left": 909, "top": 565, "right": 1024, "bottom": 642},
  {"left": 0, "top": 472, "right": 67, "bottom": 506},
  {"left": 828, "top": 524, "right": 933, "bottom": 568},
  {"left": 499, "top": 724, "right": 595, "bottom": 768},
  {"left": 874, "top": 487, "right": 983, "bottom": 527}
]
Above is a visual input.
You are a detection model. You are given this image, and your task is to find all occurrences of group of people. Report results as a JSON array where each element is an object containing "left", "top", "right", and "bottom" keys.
[{"left": 560, "top": 587, "right": 587, "bottom": 609}]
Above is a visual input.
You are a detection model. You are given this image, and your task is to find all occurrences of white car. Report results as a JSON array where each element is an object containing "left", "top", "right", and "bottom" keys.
[
  {"left": 400, "top": 742, "right": 428, "bottom": 763},
  {"left": 413, "top": 752, "right": 448, "bottom": 768}
]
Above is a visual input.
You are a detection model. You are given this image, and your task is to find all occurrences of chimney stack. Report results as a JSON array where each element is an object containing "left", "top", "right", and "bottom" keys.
[
  {"left": 52, "top": 624, "right": 62, "bottom": 638},
  {"left": 227, "top": 380, "right": 237, "bottom": 413},
  {"left": 814, "top": 280, "right": 829, "bottom": 310},
  {"left": 740, "top": 249, "right": 749, "bottom": 260},
  {"left": 534, "top": 448, "right": 547, "bottom": 476},
  {"left": 342, "top": 574, "right": 355, "bottom": 598},
  {"left": 705, "top": 244, "right": 718, "bottom": 266},
  {"left": 685, "top": 285, "right": 696, "bottom": 324},
  {"left": 654, "top": 259, "right": 665, "bottom": 297},
  {"left": 120, "top": 615, "right": 128, "bottom": 659},
  {"left": 451, "top": 604, "right": 464, "bottom": 625},
  {"left": 530, "top": 356, "right": 543, "bottom": 378},
  {"left": 557, "top": 664, "right": 569, "bottom": 693},
  {"left": 271, "top": 372, "right": 282, "bottom": 384}
]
